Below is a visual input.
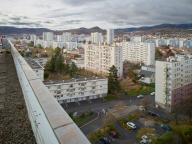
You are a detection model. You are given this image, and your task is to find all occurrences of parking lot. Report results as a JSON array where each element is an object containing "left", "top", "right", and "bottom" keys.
[{"left": 62, "top": 94, "right": 174, "bottom": 144}]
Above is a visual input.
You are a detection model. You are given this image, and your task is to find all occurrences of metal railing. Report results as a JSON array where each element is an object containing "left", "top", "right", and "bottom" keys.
[{"left": 9, "top": 40, "right": 90, "bottom": 144}]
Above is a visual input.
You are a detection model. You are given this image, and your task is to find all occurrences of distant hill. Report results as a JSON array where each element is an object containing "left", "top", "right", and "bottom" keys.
[
  {"left": 60, "top": 26, "right": 106, "bottom": 34},
  {"left": 115, "top": 23, "right": 192, "bottom": 33},
  {"left": 0, "top": 26, "right": 52, "bottom": 35},
  {"left": 0, "top": 23, "right": 192, "bottom": 35}
]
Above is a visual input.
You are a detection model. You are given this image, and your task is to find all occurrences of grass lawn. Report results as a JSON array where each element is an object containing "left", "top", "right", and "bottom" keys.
[
  {"left": 127, "top": 83, "right": 155, "bottom": 96},
  {"left": 171, "top": 123, "right": 192, "bottom": 143},
  {"left": 87, "top": 124, "right": 117, "bottom": 143},
  {"left": 70, "top": 112, "right": 97, "bottom": 127},
  {"left": 104, "top": 94, "right": 120, "bottom": 101},
  {"left": 136, "top": 128, "right": 157, "bottom": 142}
]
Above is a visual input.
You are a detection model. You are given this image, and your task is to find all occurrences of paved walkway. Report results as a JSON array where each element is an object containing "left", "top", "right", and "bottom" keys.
[{"left": 0, "top": 51, "right": 36, "bottom": 144}]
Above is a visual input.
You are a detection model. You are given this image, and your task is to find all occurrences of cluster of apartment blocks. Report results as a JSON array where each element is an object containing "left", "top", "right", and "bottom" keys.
[
  {"left": 25, "top": 57, "right": 108, "bottom": 104},
  {"left": 26, "top": 32, "right": 192, "bottom": 112},
  {"left": 31, "top": 32, "right": 78, "bottom": 50},
  {"left": 145, "top": 38, "right": 192, "bottom": 48},
  {"left": 84, "top": 42, "right": 155, "bottom": 77}
]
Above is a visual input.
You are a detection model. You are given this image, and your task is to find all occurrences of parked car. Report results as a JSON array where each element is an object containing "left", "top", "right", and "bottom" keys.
[
  {"left": 140, "top": 139, "right": 148, "bottom": 144},
  {"left": 160, "top": 124, "right": 172, "bottom": 131},
  {"left": 141, "top": 135, "right": 148, "bottom": 140},
  {"left": 147, "top": 111, "right": 160, "bottom": 117},
  {"left": 140, "top": 135, "right": 151, "bottom": 144},
  {"left": 137, "top": 94, "right": 144, "bottom": 99},
  {"left": 127, "top": 122, "right": 136, "bottom": 129},
  {"left": 109, "top": 131, "right": 118, "bottom": 138},
  {"left": 139, "top": 106, "right": 146, "bottom": 111},
  {"left": 98, "top": 137, "right": 110, "bottom": 144},
  {"left": 150, "top": 92, "right": 155, "bottom": 95}
]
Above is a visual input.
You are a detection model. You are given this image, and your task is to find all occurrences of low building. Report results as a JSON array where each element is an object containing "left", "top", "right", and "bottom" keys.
[
  {"left": 44, "top": 77, "right": 108, "bottom": 104},
  {"left": 71, "top": 58, "right": 84, "bottom": 68},
  {"left": 25, "top": 58, "right": 44, "bottom": 81},
  {"left": 33, "top": 58, "right": 48, "bottom": 68},
  {"left": 139, "top": 65, "right": 155, "bottom": 84}
]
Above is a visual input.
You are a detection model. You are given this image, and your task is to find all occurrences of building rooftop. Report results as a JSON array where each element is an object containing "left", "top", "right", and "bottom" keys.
[
  {"left": 25, "top": 58, "right": 43, "bottom": 69},
  {"left": 0, "top": 52, "right": 35, "bottom": 143},
  {"left": 166, "top": 54, "right": 192, "bottom": 62},
  {"left": 44, "top": 77, "right": 107, "bottom": 85},
  {"left": 139, "top": 70, "right": 154, "bottom": 77}
]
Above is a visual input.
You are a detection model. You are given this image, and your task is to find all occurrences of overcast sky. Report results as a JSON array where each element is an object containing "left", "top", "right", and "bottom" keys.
[{"left": 0, "top": 0, "right": 192, "bottom": 30}]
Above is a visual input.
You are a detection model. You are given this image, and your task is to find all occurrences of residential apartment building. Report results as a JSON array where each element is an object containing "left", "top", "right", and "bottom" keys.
[
  {"left": 91, "top": 32, "right": 103, "bottom": 44},
  {"left": 44, "top": 77, "right": 108, "bottom": 104},
  {"left": 155, "top": 55, "right": 192, "bottom": 111},
  {"left": 62, "top": 32, "right": 72, "bottom": 42},
  {"left": 29, "top": 34, "right": 37, "bottom": 42},
  {"left": 107, "top": 29, "right": 114, "bottom": 45},
  {"left": 84, "top": 44, "right": 123, "bottom": 77},
  {"left": 122, "top": 42, "right": 155, "bottom": 65},
  {"left": 43, "top": 32, "right": 54, "bottom": 41}
]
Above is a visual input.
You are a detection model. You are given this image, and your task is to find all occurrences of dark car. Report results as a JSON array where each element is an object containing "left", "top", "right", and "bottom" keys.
[
  {"left": 98, "top": 137, "right": 110, "bottom": 144},
  {"left": 109, "top": 131, "right": 118, "bottom": 138},
  {"left": 160, "top": 124, "right": 172, "bottom": 131},
  {"left": 147, "top": 111, "right": 160, "bottom": 117}
]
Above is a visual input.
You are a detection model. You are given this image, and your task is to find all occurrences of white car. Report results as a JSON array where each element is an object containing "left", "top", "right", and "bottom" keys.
[
  {"left": 140, "top": 139, "right": 148, "bottom": 144},
  {"left": 139, "top": 106, "right": 146, "bottom": 111},
  {"left": 127, "top": 122, "right": 136, "bottom": 129},
  {"left": 140, "top": 135, "right": 148, "bottom": 144},
  {"left": 137, "top": 95, "right": 144, "bottom": 99},
  {"left": 141, "top": 135, "right": 148, "bottom": 140},
  {"left": 150, "top": 92, "right": 155, "bottom": 95}
]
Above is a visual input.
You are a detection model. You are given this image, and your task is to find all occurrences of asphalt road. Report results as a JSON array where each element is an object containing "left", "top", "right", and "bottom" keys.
[{"left": 63, "top": 95, "right": 155, "bottom": 114}]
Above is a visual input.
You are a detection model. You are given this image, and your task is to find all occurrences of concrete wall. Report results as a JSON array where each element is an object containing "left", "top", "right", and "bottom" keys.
[{"left": 9, "top": 40, "right": 90, "bottom": 144}]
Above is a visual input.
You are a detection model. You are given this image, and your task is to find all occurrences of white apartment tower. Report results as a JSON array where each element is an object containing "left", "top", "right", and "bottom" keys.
[
  {"left": 43, "top": 32, "right": 54, "bottom": 41},
  {"left": 91, "top": 32, "right": 103, "bottom": 44},
  {"left": 63, "top": 32, "right": 72, "bottom": 42},
  {"left": 107, "top": 29, "right": 114, "bottom": 45},
  {"left": 155, "top": 55, "right": 192, "bottom": 111},
  {"left": 84, "top": 44, "right": 123, "bottom": 77},
  {"left": 122, "top": 42, "right": 155, "bottom": 65}
]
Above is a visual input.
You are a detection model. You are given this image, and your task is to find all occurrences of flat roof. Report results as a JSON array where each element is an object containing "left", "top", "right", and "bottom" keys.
[
  {"left": 44, "top": 77, "right": 107, "bottom": 85},
  {"left": 25, "top": 58, "right": 43, "bottom": 69}
]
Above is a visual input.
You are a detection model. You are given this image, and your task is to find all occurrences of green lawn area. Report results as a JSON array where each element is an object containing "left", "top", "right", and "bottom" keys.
[
  {"left": 136, "top": 128, "right": 157, "bottom": 142},
  {"left": 70, "top": 112, "right": 97, "bottom": 127},
  {"left": 128, "top": 83, "right": 155, "bottom": 96},
  {"left": 171, "top": 124, "right": 192, "bottom": 143},
  {"left": 87, "top": 124, "right": 117, "bottom": 143},
  {"left": 104, "top": 94, "right": 120, "bottom": 101}
]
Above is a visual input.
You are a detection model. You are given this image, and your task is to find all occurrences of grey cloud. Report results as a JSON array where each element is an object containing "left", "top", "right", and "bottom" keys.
[
  {"left": 0, "top": 0, "right": 192, "bottom": 29},
  {"left": 80, "top": 0, "right": 192, "bottom": 27},
  {"left": 61, "top": 20, "right": 82, "bottom": 25},
  {"left": 61, "top": 0, "right": 106, "bottom": 6}
]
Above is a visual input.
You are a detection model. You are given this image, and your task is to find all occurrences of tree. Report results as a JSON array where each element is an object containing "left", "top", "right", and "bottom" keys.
[
  {"left": 28, "top": 41, "right": 34, "bottom": 47},
  {"left": 108, "top": 65, "right": 120, "bottom": 94},
  {"left": 45, "top": 48, "right": 64, "bottom": 73},
  {"left": 69, "top": 62, "right": 78, "bottom": 77}
]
